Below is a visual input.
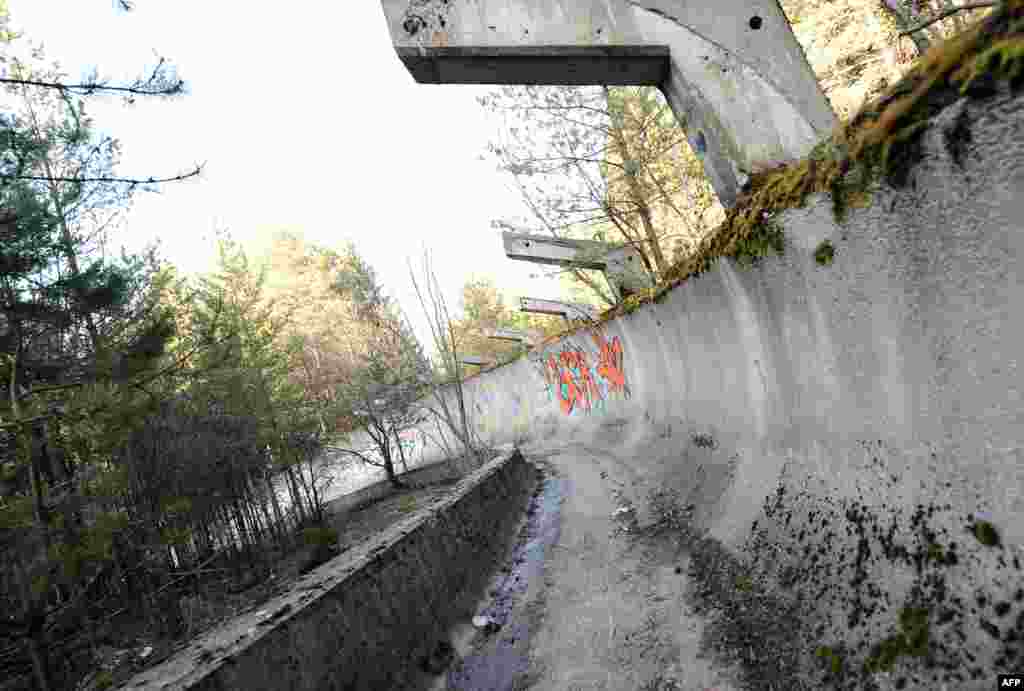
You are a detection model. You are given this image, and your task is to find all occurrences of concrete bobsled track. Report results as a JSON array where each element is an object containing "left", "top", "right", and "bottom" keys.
[
  {"left": 119, "top": 8, "right": 1024, "bottom": 688},
  {"left": 404, "top": 62, "right": 1024, "bottom": 691}
]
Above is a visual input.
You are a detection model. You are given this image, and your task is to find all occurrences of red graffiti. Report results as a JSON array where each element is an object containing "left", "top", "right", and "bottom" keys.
[
  {"left": 547, "top": 353, "right": 579, "bottom": 414},
  {"left": 543, "top": 330, "right": 628, "bottom": 415},
  {"left": 578, "top": 354, "right": 603, "bottom": 411},
  {"left": 563, "top": 350, "right": 602, "bottom": 414},
  {"left": 593, "top": 332, "right": 627, "bottom": 394}
]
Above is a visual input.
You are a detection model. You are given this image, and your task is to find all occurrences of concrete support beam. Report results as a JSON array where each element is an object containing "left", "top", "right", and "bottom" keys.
[
  {"left": 502, "top": 231, "right": 652, "bottom": 301},
  {"left": 519, "top": 297, "right": 599, "bottom": 322},
  {"left": 380, "top": 0, "right": 836, "bottom": 208},
  {"left": 461, "top": 355, "right": 492, "bottom": 367},
  {"left": 396, "top": 45, "right": 670, "bottom": 86},
  {"left": 487, "top": 328, "right": 539, "bottom": 345}
]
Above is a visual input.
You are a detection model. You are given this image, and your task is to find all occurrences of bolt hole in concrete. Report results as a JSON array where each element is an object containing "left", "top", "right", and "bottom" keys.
[
  {"left": 403, "top": 14, "right": 425, "bottom": 35},
  {"left": 749, "top": 15, "right": 763, "bottom": 30}
]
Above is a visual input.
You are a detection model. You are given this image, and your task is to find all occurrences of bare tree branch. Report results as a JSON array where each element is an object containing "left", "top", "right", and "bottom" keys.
[
  {"left": 898, "top": 1, "right": 998, "bottom": 35},
  {"left": 0, "top": 163, "right": 204, "bottom": 186},
  {"left": 0, "top": 57, "right": 186, "bottom": 100}
]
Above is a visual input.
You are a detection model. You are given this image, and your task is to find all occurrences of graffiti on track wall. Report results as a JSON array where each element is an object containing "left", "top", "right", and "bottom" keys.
[
  {"left": 398, "top": 428, "right": 421, "bottom": 456},
  {"left": 542, "top": 328, "right": 631, "bottom": 416}
]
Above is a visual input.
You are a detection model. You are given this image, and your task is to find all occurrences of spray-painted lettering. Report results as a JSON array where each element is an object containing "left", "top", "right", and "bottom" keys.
[
  {"left": 593, "top": 331, "right": 628, "bottom": 395},
  {"left": 543, "top": 329, "right": 630, "bottom": 416}
]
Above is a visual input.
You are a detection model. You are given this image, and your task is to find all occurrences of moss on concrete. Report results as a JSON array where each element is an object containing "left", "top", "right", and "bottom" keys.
[
  {"left": 971, "top": 518, "right": 1002, "bottom": 547},
  {"left": 458, "top": 1, "right": 1022, "bottom": 369},
  {"left": 747, "top": 450, "right": 1024, "bottom": 687},
  {"left": 863, "top": 605, "right": 931, "bottom": 673},
  {"left": 595, "top": 0, "right": 1023, "bottom": 324},
  {"left": 814, "top": 240, "right": 835, "bottom": 266},
  {"left": 815, "top": 645, "right": 846, "bottom": 678}
]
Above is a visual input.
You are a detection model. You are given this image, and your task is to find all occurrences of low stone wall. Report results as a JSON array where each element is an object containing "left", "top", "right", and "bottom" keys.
[{"left": 118, "top": 449, "right": 538, "bottom": 691}]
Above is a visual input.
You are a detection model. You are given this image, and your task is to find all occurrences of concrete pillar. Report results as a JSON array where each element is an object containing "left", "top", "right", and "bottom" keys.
[{"left": 380, "top": 0, "right": 836, "bottom": 207}]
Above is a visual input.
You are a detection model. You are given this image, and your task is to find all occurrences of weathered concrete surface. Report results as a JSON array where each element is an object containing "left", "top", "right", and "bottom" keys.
[
  {"left": 117, "top": 450, "right": 537, "bottom": 691},
  {"left": 502, "top": 444, "right": 743, "bottom": 690},
  {"left": 408, "top": 87, "right": 1024, "bottom": 688},
  {"left": 519, "top": 296, "right": 599, "bottom": 321},
  {"left": 380, "top": 0, "right": 836, "bottom": 207},
  {"left": 503, "top": 230, "right": 653, "bottom": 300}
]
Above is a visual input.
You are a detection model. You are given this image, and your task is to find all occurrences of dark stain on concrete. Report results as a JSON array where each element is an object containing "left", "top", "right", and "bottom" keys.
[
  {"left": 619, "top": 437, "right": 1023, "bottom": 689},
  {"left": 442, "top": 460, "right": 565, "bottom": 691},
  {"left": 735, "top": 441, "right": 1024, "bottom": 688}
]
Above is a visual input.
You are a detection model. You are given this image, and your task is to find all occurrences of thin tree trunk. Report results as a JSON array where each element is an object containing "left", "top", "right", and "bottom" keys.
[
  {"left": 878, "top": 0, "right": 933, "bottom": 54},
  {"left": 448, "top": 323, "right": 474, "bottom": 461},
  {"left": 394, "top": 427, "right": 410, "bottom": 474},
  {"left": 14, "top": 560, "right": 51, "bottom": 691},
  {"left": 383, "top": 448, "right": 403, "bottom": 489},
  {"left": 265, "top": 472, "right": 286, "bottom": 540},
  {"left": 605, "top": 86, "right": 668, "bottom": 278},
  {"left": 285, "top": 464, "right": 307, "bottom": 527},
  {"left": 25, "top": 634, "right": 51, "bottom": 691},
  {"left": 232, "top": 500, "right": 251, "bottom": 552},
  {"left": 242, "top": 482, "right": 261, "bottom": 541},
  {"left": 242, "top": 496, "right": 260, "bottom": 547},
  {"left": 257, "top": 497, "right": 277, "bottom": 544}
]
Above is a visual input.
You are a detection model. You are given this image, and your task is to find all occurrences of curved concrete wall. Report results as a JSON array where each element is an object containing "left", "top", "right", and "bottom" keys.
[{"left": 411, "top": 88, "right": 1024, "bottom": 678}]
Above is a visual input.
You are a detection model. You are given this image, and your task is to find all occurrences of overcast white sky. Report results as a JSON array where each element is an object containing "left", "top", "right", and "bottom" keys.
[{"left": 5, "top": 0, "right": 570, "bottom": 348}]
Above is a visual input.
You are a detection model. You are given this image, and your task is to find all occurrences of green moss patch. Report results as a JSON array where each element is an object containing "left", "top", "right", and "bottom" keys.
[
  {"left": 815, "top": 644, "right": 847, "bottom": 677},
  {"left": 864, "top": 606, "right": 932, "bottom": 673},
  {"left": 596, "top": 0, "right": 1024, "bottom": 324},
  {"left": 814, "top": 240, "right": 836, "bottom": 266},
  {"left": 971, "top": 519, "right": 1002, "bottom": 547}
]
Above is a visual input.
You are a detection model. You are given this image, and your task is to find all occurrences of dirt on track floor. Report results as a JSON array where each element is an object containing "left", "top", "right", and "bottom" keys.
[
  {"left": 518, "top": 445, "right": 743, "bottom": 691},
  {"left": 432, "top": 444, "right": 746, "bottom": 691}
]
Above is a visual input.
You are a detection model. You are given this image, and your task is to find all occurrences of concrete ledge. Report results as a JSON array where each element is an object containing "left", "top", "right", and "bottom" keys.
[
  {"left": 395, "top": 45, "right": 670, "bottom": 85},
  {"left": 118, "top": 449, "right": 538, "bottom": 690}
]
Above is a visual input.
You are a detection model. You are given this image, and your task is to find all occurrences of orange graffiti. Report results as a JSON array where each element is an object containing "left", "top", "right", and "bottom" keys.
[
  {"left": 565, "top": 350, "right": 601, "bottom": 412},
  {"left": 593, "top": 332, "right": 627, "bottom": 394},
  {"left": 543, "top": 331, "right": 629, "bottom": 416},
  {"left": 548, "top": 353, "right": 578, "bottom": 414}
]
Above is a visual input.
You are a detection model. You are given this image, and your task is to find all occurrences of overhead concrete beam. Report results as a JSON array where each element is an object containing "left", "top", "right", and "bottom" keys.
[
  {"left": 502, "top": 231, "right": 611, "bottom": 270},
  {"left": 395, "top": 45, "right": 670, "bottom": 85},
  {"left": 487, "top": 327, "right": 538, "bottom": 345},
  {"left": 380, "top": 0, "right": 836, "bottom": 207},
  {"left": 519, "top": 297, "right": 599, "bottom": 322},
  {"left": 502, "top": 231, "right": 652, "bottom": 301},
  {"left": 461, "top": 355, "right": 492, "bottom": 367}
]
